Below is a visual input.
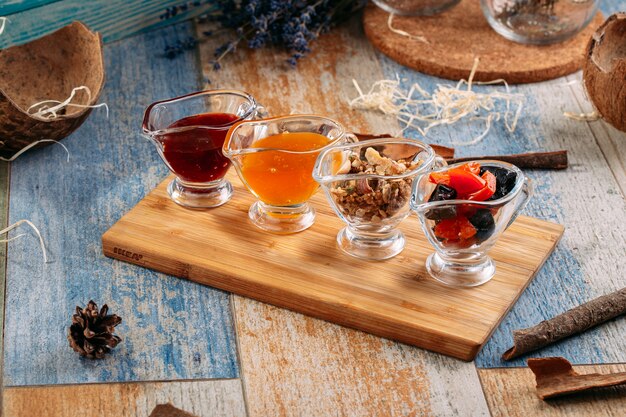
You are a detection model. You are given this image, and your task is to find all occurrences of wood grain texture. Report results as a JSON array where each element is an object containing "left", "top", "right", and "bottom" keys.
[
  {"left": 3, "top": 23, "right": 238, "bottom": 386},
  {"left": 3, "top": 379, "right": 246, "bottom": 417},
  {"left": 0, "top": 161, "right": 9, "bottom": 411},
  {"left": 0, "top": 0, "right": 60, "bottom": 16},
  {"left": 370, "top": 20, "right": 626, "bottom": 366},
  {"left": 565, "top": 72, "right": 626, "bottom": 197},
  {"left": 363, "top": 2, "right": 604, "bottom": 84},
  {"left": 197, "top": 6, "right": 625, "bottom": 413},
  {"left": 479, "top": 365, "right": 626, "bottom": 416},
  {"left": 197, "top": 19, "right": 491, "bottom": 416},
  {"left": 463, "top": 70, "right": 626, "bottom": 366},
  {"left": 103, "top": 171, "right": 563, "bottom": 361},
  {"left": 0, "top": 0, "right": 217, "bottom": 48}
]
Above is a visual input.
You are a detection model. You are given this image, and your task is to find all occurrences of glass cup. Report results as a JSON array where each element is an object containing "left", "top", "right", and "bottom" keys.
[
  {"left": 410, "top": 160, "right": 533, "bottom": 287},
  {"left": 142, "top": 90, "right": 266, "bottom": 208},
  {"left": 481, "top": 0, "right": 598, "bottom": 44},
  {"left": 222, "top": 115, "right": 353, "bottom": 234},
  {"left": 372, "top": 0, "right": 460, "bottom": 15},
  {"left": 313, "top": 138, "right": 444, "bottom": 260}
]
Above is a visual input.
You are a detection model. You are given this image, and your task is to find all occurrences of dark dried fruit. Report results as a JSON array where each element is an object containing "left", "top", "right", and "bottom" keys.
[
  {"left": 469, "top": 209, "right": 495, "bottom": 241},
  {"left": 429, "top": 184, "right": 457, "bottom": 202},
  {"left": 425, "top": 184, "right": 457, "bottom": 220},
  {"left": 481, "top": 167, "right": 517, "bottom": 200}
]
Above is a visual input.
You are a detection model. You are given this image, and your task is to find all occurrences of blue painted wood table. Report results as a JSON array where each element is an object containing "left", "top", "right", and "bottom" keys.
[{"left": 1, "top": 1, "right": 625, "bottom": 416}]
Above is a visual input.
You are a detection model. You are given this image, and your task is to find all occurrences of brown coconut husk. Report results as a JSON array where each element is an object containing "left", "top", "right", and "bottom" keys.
[
  {"left": 583, "top": 13, "right": 626, "bottom": 133},
  {"left": 0, "top": 21, "right": 105, "bottom": 158}
]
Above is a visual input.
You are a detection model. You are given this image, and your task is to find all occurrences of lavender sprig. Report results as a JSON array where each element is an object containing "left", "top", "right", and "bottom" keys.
[
  {"left": 159, "top": 0, "right": 209, "bottom": 20},
  {"left": 161, "top": 0, "right": 367, "bottom": 67},
  {"left": 164, "top": 36, "right": 198, "bottom": 59}
]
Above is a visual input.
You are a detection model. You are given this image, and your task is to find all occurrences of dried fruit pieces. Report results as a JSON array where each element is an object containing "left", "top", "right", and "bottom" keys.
[
  {"left": 427, "top": 162, "right": 516, "bottom": 246},
  {"left": 482, "top": 166, "right": 517, "bottom": 200},
  {"left": 434, "top": 216, "right": 477, "bottom": 241},
  {"left": 430, "top": 163, "right": 496, "bottom": 201},
  {"left": 425, "top": 184, "right": 457, "bottom": 220},
  {"left": 469, "top": 209, "right": 496, "bottom": 240}
]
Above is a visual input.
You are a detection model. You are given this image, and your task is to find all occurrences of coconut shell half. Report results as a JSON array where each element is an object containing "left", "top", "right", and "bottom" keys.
[
  {"left": 0, "top": 21, "right": 105, "bottom": 158},
  {"left": 583, "top": 13, "right": 626, "bottom": 133}
]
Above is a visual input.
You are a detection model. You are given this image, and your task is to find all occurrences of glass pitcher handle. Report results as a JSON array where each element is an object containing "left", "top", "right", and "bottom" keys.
[
  {"left": 254, "top": 104, "right": 269, "bottom": 120},
  {"left": 505, "top": 177, "right": 533, "bottom": 230},
  {"left": 344, "top": 132, "right": 359, "bottom": 144},
  {"left": 433, "top": 155, "right": 447, "bottom": 169}
]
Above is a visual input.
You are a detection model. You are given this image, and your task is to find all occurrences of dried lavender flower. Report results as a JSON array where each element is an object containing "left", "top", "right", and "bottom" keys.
[{"left": 160, "top": 0, "right": 367, "bottom": 67}]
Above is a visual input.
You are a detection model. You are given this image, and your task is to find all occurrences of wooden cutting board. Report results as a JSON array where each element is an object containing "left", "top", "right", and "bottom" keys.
[{"left": 102, "top": 172, "right": 563, "bottom": 361}]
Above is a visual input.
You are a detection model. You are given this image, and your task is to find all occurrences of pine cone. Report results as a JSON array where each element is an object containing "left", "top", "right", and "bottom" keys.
[{"left": 68, "top": 300, "right": 122, "bottom": 359}]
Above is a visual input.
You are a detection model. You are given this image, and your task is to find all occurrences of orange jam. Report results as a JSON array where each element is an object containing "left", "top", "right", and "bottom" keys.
[{"left": 241, "top": 132, "right": 332, "bottom": 206}]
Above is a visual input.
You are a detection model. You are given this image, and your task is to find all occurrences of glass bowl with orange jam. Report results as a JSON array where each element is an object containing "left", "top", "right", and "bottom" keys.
[{"left": 223, "top": 115, "right": 354, "bottom": 233}]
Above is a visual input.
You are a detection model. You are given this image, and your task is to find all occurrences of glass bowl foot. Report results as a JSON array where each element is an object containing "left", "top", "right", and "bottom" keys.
[
  {"left": 426, "top": 253, "right": 495, "bottom": 287},
  {"left": 168, "top": 177, "right": 232, "bottom": 209},
  {"left": 248, "top": 201, "right": 315, "bottom": 234},
  {"left": 337, "top": 227, "right": 405, "bottom": 260}
]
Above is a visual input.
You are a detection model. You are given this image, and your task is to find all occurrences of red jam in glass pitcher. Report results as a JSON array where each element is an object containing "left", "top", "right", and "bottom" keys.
[
  {"left": 143, "top": 89, "right": 262, "bottom": 208},
  {"left": 160, "top": 112, "right": 239, "bottom": 183}
]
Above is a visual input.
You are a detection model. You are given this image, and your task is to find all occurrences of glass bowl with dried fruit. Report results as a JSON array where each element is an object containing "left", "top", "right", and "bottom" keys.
[
  {"left": 313, "top": 139, "right": 443, "bottom": 260},
  {"left": 410, "top": 161, "right": 532, "bottom": 287}
]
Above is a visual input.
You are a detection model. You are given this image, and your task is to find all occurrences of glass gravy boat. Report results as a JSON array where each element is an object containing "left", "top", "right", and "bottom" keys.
[
  {"left": 142, "top": 89, "right": 265, "bottom": 208},
  {"left": 411, "top": 160, "right": 533, "bottom": 287},
  {"left": 313, "top": 138, "right": 444, "bottom": 260},
  {"left": 223, "top": 115, "right": 353, "bottom": 234}
]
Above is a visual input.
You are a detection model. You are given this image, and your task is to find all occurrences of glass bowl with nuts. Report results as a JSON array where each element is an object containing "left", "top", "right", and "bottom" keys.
[{"left": 313, "top": 138, "right": 444, "bottom": 260}]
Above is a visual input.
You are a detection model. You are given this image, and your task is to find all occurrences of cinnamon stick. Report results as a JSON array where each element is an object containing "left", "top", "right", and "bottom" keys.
[
  {"left": 503, "top": 288, "right": 626, "bottom": 360},
  {"left": 447, "top": 150, "right": 568, "bottom": 170},
  {"left": 353, "top": 133, "right": 568, "bottom": 169},
  {"left": 528, "top": 357, "right": 626, "bottom": 400},
  {"left": 353, "top": 132, "right": 455, "bottom": 159}
]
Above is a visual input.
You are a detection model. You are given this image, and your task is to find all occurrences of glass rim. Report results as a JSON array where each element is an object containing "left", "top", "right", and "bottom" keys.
[
  {"left": 142, "top": 89, "right": 257, "bottom": 136},
  {"left": 410, "top": 160, "right": 527, "bottom": 211},
  {"left": 222, "top": 114, "right": 347, "bottom": 157},
  {"left": 313, "top": 138, "right": 437, "bottom": 183}
]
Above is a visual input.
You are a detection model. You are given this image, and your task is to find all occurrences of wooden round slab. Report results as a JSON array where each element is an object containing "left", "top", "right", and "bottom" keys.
[{"left": 363, "top": 1, "right": 604, "bottom": 84}]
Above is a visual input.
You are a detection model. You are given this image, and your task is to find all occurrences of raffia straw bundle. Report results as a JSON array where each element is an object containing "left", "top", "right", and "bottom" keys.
[{"left": 349, "top": 58, "right": 524, "bottom": 145}]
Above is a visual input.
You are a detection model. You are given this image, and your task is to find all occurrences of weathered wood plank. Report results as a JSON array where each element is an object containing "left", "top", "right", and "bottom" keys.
[
  {"left": 564, "top": 73, "right": 626, "bottom": 197},
  {"left": 0, "top": 161, "right": 9, "bottom": 411},
  {"left": 561, "top": 0, "right": 626, "bottom": 197},
  {"left": 478, "top": 366, "right": 626, "bottom": 416},
  {"left": 235, "top": 298, "right": 489, "bottom": 417},
  {"left": 600, "top": 1, "right": 626, "bottom": 15},
  {"left": 464, "top": 72, "right": 626, "bottom": 366},
  {"left": 0, "top": 0, "right": 60, "bottom": 16},
  {"left": 474, "top": 0, "right": 626, "bottom": 365},
  {"left": 198, "top": 19, "right": 491, "bottom": 416},
  {"left": 0, "top": 0, "right": 217, "bottom": 48},
  {"left": 372, "top": 21, "right": 626, "bottom": 366},
  {"left": 3, "top": 379, "right": 247, "bottom": 417},
  {"left": 3, "top": 22, "right": 238, "bottom": 386}
]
